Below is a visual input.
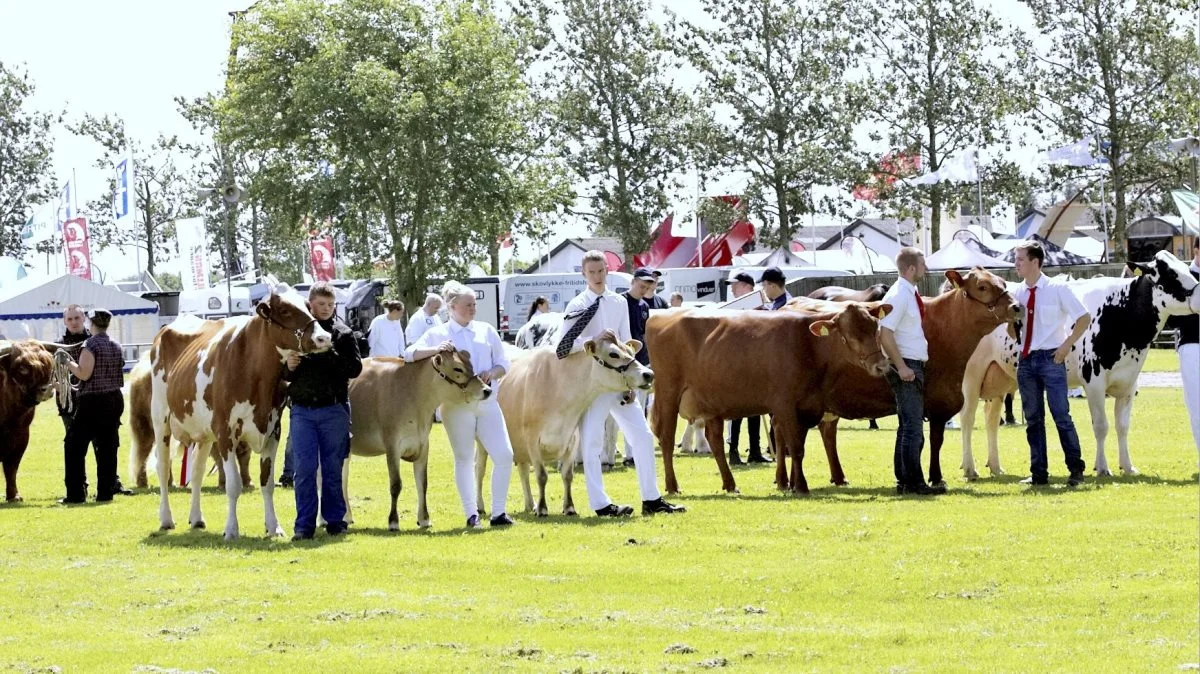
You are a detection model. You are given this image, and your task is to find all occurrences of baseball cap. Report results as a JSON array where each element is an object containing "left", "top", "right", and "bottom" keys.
[
  {"left": 732, "top": 272, "right": 755, "bottom": 286},
  {"left": 633, "top": 267, "right": 661, "bottom": 280},
  {"left": 759, "top": 267, "right": 786, "bottom": 285}
]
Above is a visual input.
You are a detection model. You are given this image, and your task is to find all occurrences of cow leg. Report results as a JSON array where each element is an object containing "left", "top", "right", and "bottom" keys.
[
  {"left": 154, "top": 432, "right": 175, "bottom": 530},
  {"left": 386, "top": 450, "right": 403, "bottom": 531},
  {"left": 561, "top": 460, "right": 577, "bottom": 516},
  {"left": 651, "top": 389, "right": 681, "bottom": 494},
  {"left": 705, "top": 417, "right": 737, "bottom": 493},
  {"left": 188, "top": 442, "right": 211, "bottom": 529},
  {"left": 534, "top": 461, "right": 549, "bottom": 517},
  {"left": 773, "top": 421, "right": 790, "bottom": 491},
  {"left": 818, "top": 417, "right": 847, "bottom": 486},
  {"left": 239, "top": 447, "right": 253, "bottom": 491},
  {"left": 983, "top": 398, "right": 1005, "bottom": 476},
  {"left": 2, "top": 431, "right": 28, "bottom": 502},
  {"left": 927, "top": 417, "right": 947, "bottom": 488},
  {"left": 260, "top": 439, "right": 284, "bottom": 537},
  {"left": 1114, "top": 394, "right": 1138, "bottom": 475},
  {"left": 960, "top": 393, "right": 981, "bottom": 480},
  {"left": 777, "top": 416, "right": 808, "bottom": 495},
  {"left": 518, "top": 461, "right": 534, "bottom": 514},
  {"left": 1087, "top": 394, "right": 1111, "bottom": 476},
  {"left": 413, "top": 449, "right": 431, "bottom": 529},
  {"left": 474, "top": 441, "right": 488, "bottom": 517},
  {"left": 218, "top": 448, "right": 243, "bottom": 540}
]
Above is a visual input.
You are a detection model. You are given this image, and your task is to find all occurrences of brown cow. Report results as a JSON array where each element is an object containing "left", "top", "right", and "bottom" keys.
[
  {"left": 149, "top": 294, "right": 332, "bottom": 539},
  {"left": 788, "top": 268, "right": 1021, "bottom": 488},
  {"left": 807, "top": 284, "right": 890, "bottom": 303},
  {"left": 647, "top": 305, "right": 892, "bottom": 494},
  {"left": 0, "top": 339, "right": 76, "bottom": 502}
]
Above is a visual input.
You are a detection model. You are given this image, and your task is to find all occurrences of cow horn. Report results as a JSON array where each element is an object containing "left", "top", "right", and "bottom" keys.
[{"left": 37, "top": 341, "right": 85, "bottom": 352}]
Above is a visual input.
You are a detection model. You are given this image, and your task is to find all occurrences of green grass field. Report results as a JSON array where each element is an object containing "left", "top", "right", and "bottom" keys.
[
  {"left": 1142, "top": 347, "right": 1181, "bottom": 373},
  {"left": 1, "top": 389, "right": 1197, "bottom": 673}
]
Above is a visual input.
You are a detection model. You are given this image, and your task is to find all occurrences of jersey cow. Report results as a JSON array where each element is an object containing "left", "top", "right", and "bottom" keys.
[
  {"left": 148, "top": 294, "right": 332, "bottom": 539},
  {"left": 1, "top": 339, "right": 76, "bottom": 502},
  {"left": 646, "top": 305, "right": 892, "bottom": 495},
  {"left": 960, "top": 251, "right": 1200, "bottom": 478},
  {"left": 807, "top": 284, "right": 891, "bottom": 303},
  {"left": 789, "top": 268, "right": 1021, "bottom": 488},
  {"left": 477, "top": 335, "right": 653, "bottom": 516},
  {"left": 345, "top": 353, "right": 490, "bottom": 530}
]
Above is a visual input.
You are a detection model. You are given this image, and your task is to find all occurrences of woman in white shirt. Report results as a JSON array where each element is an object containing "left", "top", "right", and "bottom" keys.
[
  {"left": 367, "top": 299, "right": 407, "bottom": 357},
  {"left": 405, "top": 281, "right": 514, "bottom": 528}
]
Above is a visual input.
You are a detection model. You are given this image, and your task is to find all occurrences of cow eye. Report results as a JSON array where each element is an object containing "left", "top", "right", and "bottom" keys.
[{"left": 454, "top": 367, "right": 463, "bottom": 373}]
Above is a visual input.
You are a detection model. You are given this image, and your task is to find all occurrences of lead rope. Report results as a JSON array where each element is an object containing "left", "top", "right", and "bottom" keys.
[{"left": 52, "top": 350, "right": 78, "bottom": 415}]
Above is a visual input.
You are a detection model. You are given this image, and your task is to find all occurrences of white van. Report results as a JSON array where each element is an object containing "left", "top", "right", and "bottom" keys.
[
  {"left": 426, "top": 276, "right": 502, "bottom": 331},
  {"left": 654, "top": 267, "right": 731, "bottom": 303},
  {"left": 501, "top": 271, "right": 633, "bottom": 338}
]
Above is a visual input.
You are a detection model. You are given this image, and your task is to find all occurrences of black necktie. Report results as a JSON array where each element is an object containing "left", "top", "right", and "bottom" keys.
[{"left": 556, "top": 298, "right": 601, "bottom": 359}]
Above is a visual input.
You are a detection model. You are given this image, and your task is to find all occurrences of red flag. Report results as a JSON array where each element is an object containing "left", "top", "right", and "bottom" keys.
[
  {"left": 854, "top": 150, "right": 921, "bottom": 202},
  {"left": 62, "top": 217, "right": 92, "bottom": 280},
  {"left": 309, "top": 236, "right": 336, "bottom": 281},
  {"left": 498, "top": 232, "right": 513, "bottom": 249}
]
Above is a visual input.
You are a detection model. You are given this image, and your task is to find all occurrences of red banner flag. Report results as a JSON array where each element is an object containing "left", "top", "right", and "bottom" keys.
[
  {"left": 62, "top": 217, "right": 93, "bottom": 281},
  {"left": 309, "top": 236, "right": 336, "bottom": 281}
]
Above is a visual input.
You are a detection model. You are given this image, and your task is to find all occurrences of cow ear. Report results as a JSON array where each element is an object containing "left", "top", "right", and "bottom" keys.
[
  {"left": 1126, "top": 261, "right": 1151, "bottom": 278},
  {"left": 875, "top": 303, "right": 893, "bottom": 320},
  {"left": 945, "top": 270, "right": 965, "bottom": 289},
  {"left": 625, "top": 339, "right": 642, "bottom": 354},
  {"left": 432, "top": 354, "right": 443, "bottom": 368},
  {"left": 809, "top": 319, "right": 836, "bottom": 337},
  {"left": 256, "top": 301, "right": 272, "bottom": 320},
  {"left": 583, "top": 339, "right": 596, "bottom": 355}
]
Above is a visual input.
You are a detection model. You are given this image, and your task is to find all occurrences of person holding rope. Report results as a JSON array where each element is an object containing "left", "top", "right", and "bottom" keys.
[{"left": 59, "top": 309, "right": 128, "bottom": 504}]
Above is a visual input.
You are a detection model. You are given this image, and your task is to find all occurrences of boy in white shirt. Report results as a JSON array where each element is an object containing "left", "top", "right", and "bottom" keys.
[
  {"left": 556, "top": 251, "right": 685, "bottom": 517},
  {"left": 406, "top": 293, "right": 444, "bottom": 346}
]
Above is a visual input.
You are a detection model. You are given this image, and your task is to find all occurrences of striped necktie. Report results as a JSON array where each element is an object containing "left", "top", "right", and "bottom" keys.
[{"left": 556, "top": 298, "right": 601, "bottom": 359}]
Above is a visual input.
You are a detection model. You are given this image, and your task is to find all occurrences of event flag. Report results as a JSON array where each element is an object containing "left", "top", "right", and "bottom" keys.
[
  {"left": 113, "top": 156, "right": 135, "bottom": 228},
  {"left": 62, "top": 217, "right": 93, "bottom": 281},
  {"left": 1042, "top": 137, "right": 1108, "bottom": 168},
  {"left": 175, "top": 217, "right": 209, "bottom": 291},
  {"left": 1172, "top": 189, "right": 1199, "bottom": 238},
  {"left": 309, "top": 235, "right": 336, "bottom": 282}
]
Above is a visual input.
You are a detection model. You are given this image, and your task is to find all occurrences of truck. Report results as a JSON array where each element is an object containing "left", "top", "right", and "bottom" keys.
[{"left": 500, "top": 271, "right": 633, "bottom": 338}]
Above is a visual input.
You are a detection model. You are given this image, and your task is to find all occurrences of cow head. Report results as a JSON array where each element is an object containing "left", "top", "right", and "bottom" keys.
[
  {"left": 945, "top": 268, "right": 1022, "bottom": 330},
  {"left": 432, "top": 349, "right": 491, "bottom": 402},
  {"left": 809, "top": 304, "right": 893, "bottom": 377},
  {"left": 0, "top": 340, "right": 57, "bottom": 408},
  {"left": 1127, "top": 251, "right": 1200, "bottom": 316},
  {"left": 864, "top": 283, "right": 891, "bottom": 301},
  {"left": 583, "top": 334, "right": 655, "bottom": 390},
  {"left": 255, "top": 292, "right": 333, "bottom": 354}
]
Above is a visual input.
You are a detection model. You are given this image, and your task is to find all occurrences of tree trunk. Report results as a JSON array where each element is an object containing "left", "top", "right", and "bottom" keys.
[
  {"left": 774, "top": 174, "right": 789, "bottom": 250},
  {"left": 488, "top": 239, "right": 500, "bottom": 275}
]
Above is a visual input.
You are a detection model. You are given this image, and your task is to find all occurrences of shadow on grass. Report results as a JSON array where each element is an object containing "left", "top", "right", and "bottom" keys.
[{"left": 140, "top": 526, "right": 353, "bottom": 550}]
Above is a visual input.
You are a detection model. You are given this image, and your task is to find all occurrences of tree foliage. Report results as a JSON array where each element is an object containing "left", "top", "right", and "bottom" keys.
[
  {"left": 0, "top": 61, "right": 57, "bottom": 258},
  {"left": 672, "top": 0, "right": 865, "bottom": 248},
  {"left": 1022, "top": 0, "right": 1200, "bottom": 260},
  {"left": 856, "top": 0, "right": 1031, "bottom": 251}
]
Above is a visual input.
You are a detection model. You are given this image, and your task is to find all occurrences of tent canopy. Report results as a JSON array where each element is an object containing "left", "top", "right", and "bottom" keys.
[
  {"left": 0, "top": 273, "right": 158, "bottom": 320},
  {"left": 1000, "top": 234, "right": 1093, "bottom": 267},
  {"left": 925, "top": 239, "right": 1013, "bottom": 270}
]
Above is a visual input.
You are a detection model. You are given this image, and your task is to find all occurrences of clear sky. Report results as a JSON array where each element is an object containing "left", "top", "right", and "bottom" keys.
[{"left": 2, "top": 0, "right": 1041, "bottom": 276}]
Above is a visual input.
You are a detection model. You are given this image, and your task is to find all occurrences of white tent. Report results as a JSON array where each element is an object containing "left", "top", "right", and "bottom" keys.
[
  {"left": 925, "top": 239, "right": 1014, "bottom": 270},
  {"left": 0, "top": 273, "right": 160, "bottom": 348}
]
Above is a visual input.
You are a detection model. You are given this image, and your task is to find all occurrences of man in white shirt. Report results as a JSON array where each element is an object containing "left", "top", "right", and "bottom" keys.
[
  {"left": 367, "top": 299, "right": 407, "bottom": 357},
  {"left": 1013, "top": 241, "right": 1091, "bottom": 487},
  {"left": 878, "top": 247, "right": 943, "bottom": 496},
  {"left": 406, "top": 293, "right": 444, "bottom": 346},
  {"left": 556, "top": 250, "right": 685, "bottom": 517}
]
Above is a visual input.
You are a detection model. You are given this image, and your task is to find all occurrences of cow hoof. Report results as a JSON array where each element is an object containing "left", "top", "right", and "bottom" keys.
[
  {"left": 931, "top": 480, "right": 947, "bottom": 489},
  {"left": 536, "top": 511, "right": 548, "bottom": 518},
  {"left": 832, "top": 480, "right": 850, "bottom": 487},
  {"left": 1121, "top": 467, "right": 1139, "bottom": 476},
  {"left": 987, "top": 467, "right": 1004, "bottom": 477},
  {"left": 160, "top": 521, "right": 175, "bottom": 531},
  {"left": 417, "top": 520, "right": 432, "bottom": 529},
  {"left": 5, "top": 495, "right": 22, "bottom": 503},
  {"left": 267, "top": 527, "right": 285, "bottom": 538},
  {"left": 564, "top": 509, "right": 577, "bottom": 517},
  {"left": 191, "top": 520, "right": 206, "bottom": 530},
  {"left": 388, "top": 521, "right": 400, "bottom": 532},
  {"left": 224, "top": 531, "right": 239, "bottom": 541},
  {"left": 1096, "top": 469, "right": 1112, "bottom": 477}
]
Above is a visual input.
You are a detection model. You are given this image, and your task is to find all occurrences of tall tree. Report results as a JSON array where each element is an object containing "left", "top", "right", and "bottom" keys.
[
  {"left": 222, "top": 0, "right": 568, "bottom": 304},
  {"left": 0, "top": 61, "right": 57, "bottom": 258},
  {"left": 1022, "top": 0, "right": 1200, "bottom": 260},
  {"left": 70, "top": 113, "right": 198, "bottom": 275},
  {"left": 672, "top": 0, "right": 864, "bottom": 248},
  {"left": 537, "top": 0, "right": 692, "bottom": 265},
  {"left": 856, "top": 0, "right": 1030, "bottom": 252}
]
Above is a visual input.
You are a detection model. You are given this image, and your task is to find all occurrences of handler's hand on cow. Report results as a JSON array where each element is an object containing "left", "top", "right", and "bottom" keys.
[
  {"left": 897, "top": 364, "right": 916, "bottom": 382},
  {"left": 286, "top": 353, "right": 302, "bottom": 371},
  {"left": 1053, "top": 344, "right": 1070, "bottom": 364},
  {"left": 438, "top": 340, "right": 456, "bottom": 353},
  {"left": 599, "top": 329, "right": 618, "bottom": 342}
]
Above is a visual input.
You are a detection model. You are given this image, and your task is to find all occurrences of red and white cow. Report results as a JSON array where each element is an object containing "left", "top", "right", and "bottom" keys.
[
  {"left": 960, "top": 251, "right": 1200, "bottom": 478},
  {"left": 148, "top": 294, "right": 331, "bottom": 539}
]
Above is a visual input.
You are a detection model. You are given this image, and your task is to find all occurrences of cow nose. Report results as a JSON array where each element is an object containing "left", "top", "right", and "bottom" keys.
[
  {"left": 481, "top": 385, "right": 493, "bottom": 400},
  {"left": 312, "top": 332, "right": 332, "bottom": 350},
  {"left": 643, "top": 371, "right": 655, "bottom": 385}
]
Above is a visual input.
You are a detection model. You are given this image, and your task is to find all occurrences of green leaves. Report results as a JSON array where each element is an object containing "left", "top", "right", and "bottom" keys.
[{"left": 0, "top": 61, "right": 58, "bottom": 258}]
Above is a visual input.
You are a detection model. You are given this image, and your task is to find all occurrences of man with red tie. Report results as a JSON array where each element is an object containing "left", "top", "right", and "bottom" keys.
[
  {"left": 878, "top": 247, "right": 944, "bottom": 496},
  {"left": 1013, "top": 241, "right": 1091, "bottom": 487}
]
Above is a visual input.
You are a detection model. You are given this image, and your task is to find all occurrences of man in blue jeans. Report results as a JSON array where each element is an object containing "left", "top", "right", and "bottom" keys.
[
  {"left": 879, "top": 247, "right": 944, "bottom": 496},
  {"left": 1013, "top": 241, "right": 1091, "bottom": 487},
  {"left": 283, "top": 283, "right": 363, "bottom": 539}
]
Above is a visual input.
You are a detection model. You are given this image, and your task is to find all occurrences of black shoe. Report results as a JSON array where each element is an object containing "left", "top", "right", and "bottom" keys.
[
  {"left": 897, "top": 483, "right": 944, "bottom": 496},
  {"left": 728, "top": 450, "right": 745, "bottom": 466},
  {"left": 490, "top": 513, "right": 515, "bottom": 527},
  {"left": 466, "top": 514, "right": 483, "bottom": 529},
  {"left": 747, "top": 451, "right": 772, "bottom": 464},
  {"left": 292, "top": 531, "right": 314, "bottom": 541},
  {"left": 1019, "top": 476, "right": 1049, "bottom": 486},
  {"left": 57, "top": 497, "right": 86, "bottom": 505},
  {"left": 621, "top": 457, "right": 635, "bottom": 468},
  {"left": 326, "top": 523, "right": 348, "bottom": 536},
  {"left": 96, "top": 494, "right": 114, "bottom": 503},
  {"left": 642, "top": 497, "right": 686, "bottom": 514},
  {"left": 1067, "top": 472, "right": 1086, "bottom": 487},
  {"left": 278, "top": 475, "right": 294, "bottom": 488},
  {"left": 595, "top": 503, "right": 634, "bottom": 517}
]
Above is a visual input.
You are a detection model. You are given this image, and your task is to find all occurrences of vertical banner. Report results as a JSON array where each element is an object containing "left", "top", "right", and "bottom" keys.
[
  {"left": 113, "top": 156, "right": 135, "bottom": 227},
  {"left": 309, "top": 236, "right": 336, "bottom": 281},
  {"left": 175, "top": 217, "right": 209, "bottom": 291},
  {"left": 57, "top": 179, "right": 74, "bottom": 230},
  {"left": 62, "top": 217, "right": 92, "bottom": 280}
]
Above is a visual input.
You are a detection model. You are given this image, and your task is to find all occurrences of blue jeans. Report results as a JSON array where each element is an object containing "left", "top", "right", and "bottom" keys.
[
  {"left": 1017, "top": 350, "right": 1085, "bottom": 480},
  {"left": 885, "top": 359, "right": 926, "bottom": 487},
  {"left": 291, "top": 403, "right": 351, "bottom": 535}
]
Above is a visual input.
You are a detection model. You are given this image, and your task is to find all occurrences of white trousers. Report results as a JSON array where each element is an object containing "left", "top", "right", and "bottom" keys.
[
  {"left": 582, "top": 391, "right": 661, "bottom": 511},
  {"left": 442, "top": 396, "right": 514, "bottom": 519},
  {"left": 622, "top": 389, "right": 650, "bottom": 457},
  {"left": 1180, "top": 344, "right": 1200, "bottom": 457}
]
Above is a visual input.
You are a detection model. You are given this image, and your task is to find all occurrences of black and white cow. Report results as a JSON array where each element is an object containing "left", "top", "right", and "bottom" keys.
[{"left": 960, "top": 251, "right": 1200, "bottom": 478}]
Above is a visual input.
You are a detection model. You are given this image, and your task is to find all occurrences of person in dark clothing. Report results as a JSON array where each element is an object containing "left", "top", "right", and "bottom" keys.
[
  {"left": 725, "top": 272, "right": 768, "bottom": 464},
  {"left": 284, "top": 283, "right": 363, "bottom": 540},
  {"left": 619, "top": 267, "right": 658, "bottom": 467},
  {"left": 60, "top": 309, "right": 128, "bottom": 503}
]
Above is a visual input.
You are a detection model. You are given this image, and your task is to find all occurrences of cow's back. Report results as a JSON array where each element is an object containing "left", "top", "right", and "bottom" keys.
[
  {"left": 498, "top": 347, "right": 602, "bottom": 465},
  {"left": 348, "top": 357, "right": 438, "bottom": 461}
]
